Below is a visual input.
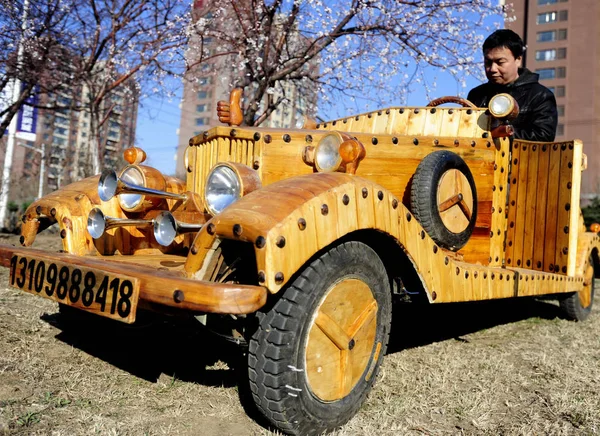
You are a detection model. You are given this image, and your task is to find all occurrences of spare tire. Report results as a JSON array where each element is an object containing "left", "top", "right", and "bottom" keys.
[{"left": 411, "top": 151, "right": 477, "bottom": 251}]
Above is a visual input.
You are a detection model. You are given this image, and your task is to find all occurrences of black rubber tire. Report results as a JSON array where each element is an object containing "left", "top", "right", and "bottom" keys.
[
  {"left": 248, "top": 241, "right": 392, "bottom": 435},
  {"left": 560, "top": 255, "right": 596, "bottom": 321},
  {"left": 411, "top": 151, "right": 477, "bottom": 251}
]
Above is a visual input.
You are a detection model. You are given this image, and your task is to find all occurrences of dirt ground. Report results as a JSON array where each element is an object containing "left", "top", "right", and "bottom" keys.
[{"left": 0, "top": 232, "right": 599, "bottom": 435}]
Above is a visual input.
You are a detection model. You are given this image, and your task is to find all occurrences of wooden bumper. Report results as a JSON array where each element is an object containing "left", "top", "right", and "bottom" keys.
[{"left": 0, "top": 244, "right": 267, "bottom": 314}]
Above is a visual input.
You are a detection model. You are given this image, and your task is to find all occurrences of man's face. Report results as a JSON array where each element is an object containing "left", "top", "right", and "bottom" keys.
[{"left": 484, "top": 46, "right": 522, "bottom": 85}]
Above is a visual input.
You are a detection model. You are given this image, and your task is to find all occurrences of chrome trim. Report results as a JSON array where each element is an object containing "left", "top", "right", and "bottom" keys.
[{"left": 98, "top": 169, "right": 188, "bottom": 202}]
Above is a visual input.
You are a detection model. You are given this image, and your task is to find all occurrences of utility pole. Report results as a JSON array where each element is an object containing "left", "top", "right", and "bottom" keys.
[
  {"left": 19, "top": 142, "right": 45, "bottom": 199},
  {"left": 0, "top": 0, "right": 30, "bottom": 228}
]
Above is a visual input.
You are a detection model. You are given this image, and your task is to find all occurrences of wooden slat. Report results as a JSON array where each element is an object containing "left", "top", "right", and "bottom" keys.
[
  {"left": 522, "top": 143, "right": 540, "bottom": 269},
  {"left": 513, "top": 142, "right": 530, "bottom": 268},
  {"left": 554, "top": 144, "right": 573, "bottom": 274},
  {"left": 532, "top": 144, "right": 551, "bottom": 270},
  {"left": 567, "top": 141, "right": 583, "bottom": 275},
  {"left": 543, "top": 144, "right": 561, "bottom": 272}
]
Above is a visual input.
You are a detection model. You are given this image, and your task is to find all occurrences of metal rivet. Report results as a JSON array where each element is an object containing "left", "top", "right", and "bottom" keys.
[
  {"left": 191, "top": 246, "right": 198, "bottom": 255},
  {"left": 414, "top": 108, "right": 420, "bottom": 114},
  {"left": 298, "top": 218, "right": 306, "bottom": 230},
  {"left": 433, "top": 246, "right": 438, "bottom": 253},
  {"left": 203, "top": 131, "right": 209, "bottom": 138},
  {"left": 264, "top": 134, "right": 272, "bottom": 143},
  {"left": 420, "top": 230, "right": 425, "bottom": 239},
  {"left": 60, "top": 229, "right": 66, "bottom": 239},
  {"left": 399, "top": 109, "right": 405, "bottom": 114},
  {"left": 173, "top": 290, "right": 185, "bottom": 303},
  {"left": 445, "top": 257, "right": 449, "bottom": 265},
  {"left": 482, "top": 132, "right": 489, "bottom": 138},
  {"left": 362, "top": 188, "right": 368, "bottom": 198},
  {"left": 430, "top": 108, "right": 436, "bottom": 114},
  {"left": 565, "top": 203, "right": 570, "bottom": 211},
  {"left": 392, "top": 199, "right": 398, "bottom": 209},
  {"left": 275, "top": 272, "right": 284, "bottom": 284},
  {"left": 254, "top": 132, "right": 261, "bottom": 141},
  {"left": 562, "top": 266, "right": 567, "bottom": 273},
  {"left": 230, "top": 129, "right": 237, "bottom": 137},
  {"left": 467, "top": 109, "right": 473, "bottom": 115},
  {"left": 19, "top": 236, "right": 25, "bottom": 245},
  {"left": 255, "top": 236, "right": 266, "bottom": 248},
  {"left": 434, "top": 139, "right": 439, "bottom": 146},
  {"left": 21, "top": 215, "right": 27, "bottom": 223},
  {"left": 517, "top": 260, "right": 521, "bottom": 266},
  {"left": 348, "top": 338, "right": 356, "bottom": 350},
  {"left": 342, "top": 194, "right": 350, "bottom": 205},
  {"left": 377, "top": 191, "right": 384, "bottom": 201},
  {"left": 454, "top": 140, "right": 459, "bottom": 146},
  {"left": 471, "top": 141, "right": 476, "bottom": 147},
  {"left": 564, "top": 226, "right": 569, "bottom": 234},
  {"left": 413, "top": 138, "right": 419, "bottom": 146},
  {"left": 305, "top": 134, "right": 313, "bottom": 143},
  {"left": 456, "top": 267, "right": 460, "bottom": 275},
  {"left": 233, "top": 224, "right": 243, "bottom": 236},
  {"left": 321, "top": 204, "right": 329, "bottom": 215},
  {"left": 50, "top": 208, "right": 57, "bottom": 217},
  {"left": 449, "top": 109, "right": 454, "bottom": 114},
  {"left": 406, "top": 213, "right": 412, "bottom": 222},
  {"left": 392, "top": 137, "right": 398, "bottom": 144},
  {"left": 276, "top": 236, "right": 286, "bottom": 248},
  {"left": 207, "top": 223, "right": 216, "bottom": 235},
  {"left": 258, "top": 271, "right": 266, "bottom": 283},
  {"left": 187, "top": 165, "right": 193, "bottom": 173},
  {"left": 283, "top": 134, "right": 291, "bottom": 143},
  {"left": 567, "top": 182, "right": 572, "bottom": 189},
  {"left": 36, "top": 206, "right": 42, "bottom": 215},
  {"left": 562, "top": 247, "right": 568, "bottom": 255},
  {"left": 465, "top": 272, "right": 469, "bottom": 279},
  {"left": 253, "top": 160, "right": 260, "bottom": 170},
  {"left": 432, "top": 291, "right": 437, "bottom": 300},
  {"left": 372, "top": 137, "right": 378, "bottom": 145},
  {"left": 386, "top": 109, "right": 390, "bottom": 114}
]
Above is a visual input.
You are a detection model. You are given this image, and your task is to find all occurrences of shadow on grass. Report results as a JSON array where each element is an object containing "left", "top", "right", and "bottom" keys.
[
  {"left": 41, "top": 311, "right": 243, "bottom": 387},
  {"left": 387, "top": 297, "right": 564, "bottom": 354}
]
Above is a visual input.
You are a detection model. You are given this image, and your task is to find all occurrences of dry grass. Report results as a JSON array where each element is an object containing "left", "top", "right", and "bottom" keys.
[{"left": 0, "top": 233, "right": 599, "bottom": 435}]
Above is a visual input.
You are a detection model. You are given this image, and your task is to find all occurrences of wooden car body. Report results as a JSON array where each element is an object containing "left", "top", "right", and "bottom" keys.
[{"left": 2, "top": 103, "right": 597, "bottom": 322}]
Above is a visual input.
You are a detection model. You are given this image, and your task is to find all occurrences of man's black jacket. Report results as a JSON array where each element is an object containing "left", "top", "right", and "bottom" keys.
[{"left": 467, "top": 68, "right": 558, "bottom": 141}]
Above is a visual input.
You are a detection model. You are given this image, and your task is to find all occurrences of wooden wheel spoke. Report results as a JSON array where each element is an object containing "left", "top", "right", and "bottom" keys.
[
  {"left": 339, "top": 350, "right": 354, "bottom": 397},
  {"left": 438, "top": 193, "right": 462, "bottom": 213},
  {"left": 315, "top": 311, "right": 352, "bottom": 351},
  {"left": 457, "top": 198, "right": 472, "bottom": 220},
  {"left": 347, "top": 300, "right": 378, "bottom": 338}
]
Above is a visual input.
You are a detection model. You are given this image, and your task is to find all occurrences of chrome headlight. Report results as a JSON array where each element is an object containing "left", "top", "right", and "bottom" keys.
[
  {"left": 315, "top": 132, "right": 343, "bottom": 172},
  {"left": 154, "top": 211, "right": 177, "bottom": 246},
  {"left": 205, "top": 165, "right": 241, "bottom": 215},
  {"left": 98, "top": 169, "right": 118, "bottom": 202},
  {"left": 87, "top": 207, "right": 106, "bottom": 239},
  {"left": 119, "top": 166, "right": 144, "bottom": 210},
  {"left": 489, "top": 93, "right": 519, "bottom": 119}
]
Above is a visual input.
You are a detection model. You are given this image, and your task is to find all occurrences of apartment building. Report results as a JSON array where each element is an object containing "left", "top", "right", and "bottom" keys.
[{"left": 506, "top": 0, "right": 600, "bottom": 200}]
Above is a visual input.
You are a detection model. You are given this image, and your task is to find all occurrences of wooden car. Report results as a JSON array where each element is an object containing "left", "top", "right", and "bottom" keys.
[{"left": 1, "top": 90, "right": 598, "bottom": 436}]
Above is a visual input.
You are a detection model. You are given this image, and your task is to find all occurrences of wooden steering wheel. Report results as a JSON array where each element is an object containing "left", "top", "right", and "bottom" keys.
[{"left": 426, "top": 96, "right": 477, "bottom": 108}]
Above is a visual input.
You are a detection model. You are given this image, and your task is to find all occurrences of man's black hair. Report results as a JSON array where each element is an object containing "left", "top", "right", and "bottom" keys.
[{"left": 482, "top": 29, "right": 525, "bottom": 59}]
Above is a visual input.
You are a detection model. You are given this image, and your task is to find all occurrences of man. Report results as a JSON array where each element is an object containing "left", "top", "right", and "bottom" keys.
[{"left": 467, "top": 29, "right": 558, "bottom": 141}]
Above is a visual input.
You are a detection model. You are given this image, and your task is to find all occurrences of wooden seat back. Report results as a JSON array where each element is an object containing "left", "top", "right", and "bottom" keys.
[{"left": 505, "top": 140, "right": 584, "bottom": 275}]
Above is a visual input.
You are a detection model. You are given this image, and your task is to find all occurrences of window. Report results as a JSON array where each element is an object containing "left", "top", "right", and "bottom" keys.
[
  {"left": 537, "top": 10, "right": 568, "bottom": 24},
  {"left": 538, "top": 0, "right": 567, "bottom": 4},
  {"left": 195, "top": 117, "right": 209, "bottom": 126},
  {"left": 196, "top": 104, "right": 207, "bottom": 112},
  {"left": 197, "top": 90, "right": 210, "bottom": 99},
  {"left": 537, "top": 29, "right": 568, "bottom": 42},
  {"left": 556, "top": 124, "right": 564, "bottom": 136},
  {"left": 536, "top": 67, "right": 566, "bottom": 80},
  {"left": 198, "top": 77, "right": 211, "bottom": 86},
  {"left": 554, "top": 85, "right": 566, "bottom": 97},
  {"left": 535, "top": 48, "right": 567, "bottom": 61},
  {"left": 557, "top": 105, "right": 565, "bottom": 117}
]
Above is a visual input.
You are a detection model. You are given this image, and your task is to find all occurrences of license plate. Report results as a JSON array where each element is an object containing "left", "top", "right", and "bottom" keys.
[{"left": 9, "top": 254, "right": 139, "bottom": 323}]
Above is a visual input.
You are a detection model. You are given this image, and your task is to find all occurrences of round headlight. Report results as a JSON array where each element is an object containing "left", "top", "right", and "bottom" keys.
[
  {"left": 315, "top": 133, "right": 343, "bottom": 172},
  {"left": 87, "top": 207, "right": 106, "bottom": 239},
  {"left": 489, "top": 93, "right": 515, "bottom": 118},
  {"left": 154, "top": 211, "right": 177, "bottom": 246},
  {"left": 205, "top": 165, "right": 241, "bottom": 215},
  {"left": 119, "top": 166, "right": 144, "bottom": 210}
]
